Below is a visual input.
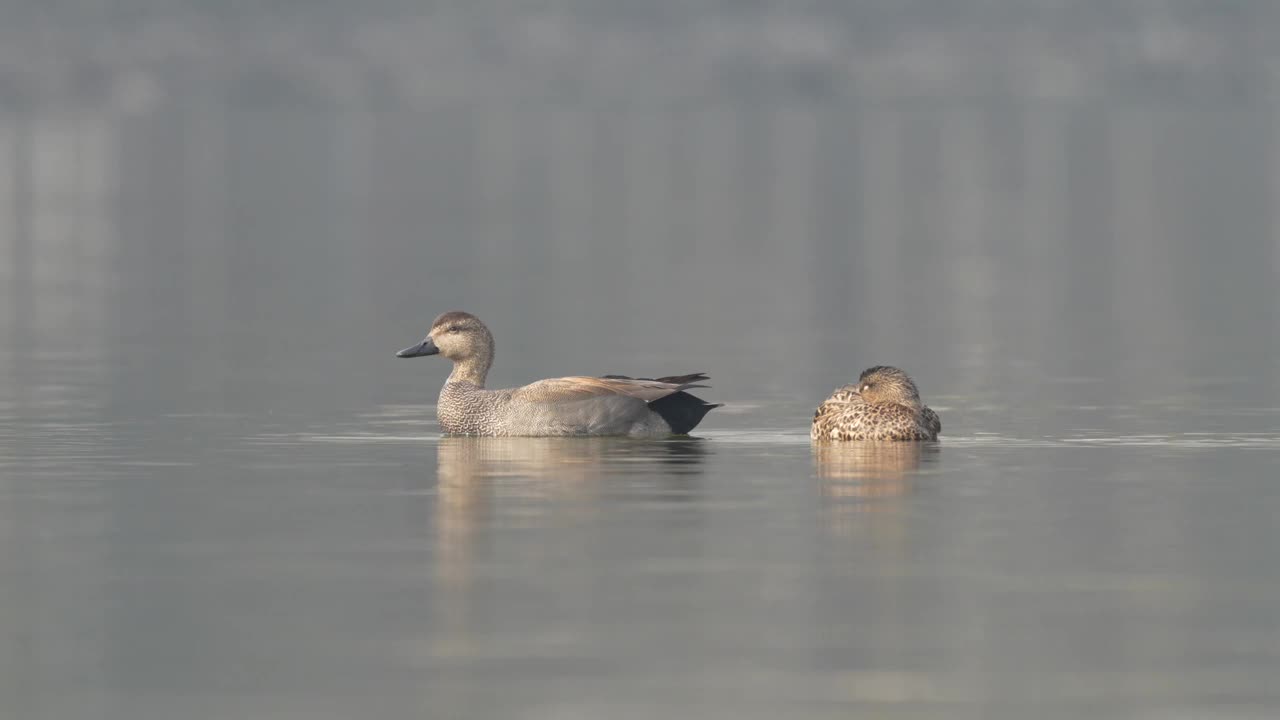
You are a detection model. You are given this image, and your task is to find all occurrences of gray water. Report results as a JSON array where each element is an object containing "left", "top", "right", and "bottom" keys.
[{"left": 4, "top": 5, "right": 1280, "bottom": 720}]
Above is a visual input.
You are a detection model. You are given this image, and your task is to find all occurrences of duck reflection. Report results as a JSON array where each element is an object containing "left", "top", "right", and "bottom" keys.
[
  {"left": 814, "top": 438, "right": 936, "bottom": 486},
  {"left": 438, "top": 435, "right": 707, "bottom": 485},
  {"left": 813, "top": 442, "right": 938, "bottom": 502},
  {"left": 430, "top": 436, "right": 707, "bottom": 656},
  {"left": 814, "top": 442, "right": 938, "bottom": 539}
]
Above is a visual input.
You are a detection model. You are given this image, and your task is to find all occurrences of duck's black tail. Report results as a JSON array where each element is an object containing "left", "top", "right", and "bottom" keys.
[
  {"left": 648, "top": 391, "right": 721, "bottom": 434},
  {"left": 602, "top": 373, "right": 720, "bottom": 434}
]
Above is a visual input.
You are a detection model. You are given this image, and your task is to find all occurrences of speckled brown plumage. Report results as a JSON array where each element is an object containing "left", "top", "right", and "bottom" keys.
[
  {"left": 397, "top": 311, "right": 719, "bottom": 436},
  {"left": 811, "top": 366, "right": 940, "bottom": 442}
]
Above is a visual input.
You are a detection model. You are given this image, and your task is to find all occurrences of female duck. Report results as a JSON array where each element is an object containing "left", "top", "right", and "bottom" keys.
[
  {"left": 812, "top": 366, "right": 941, "bottom": 442},
  {"left": 397, "top": 311, "right": 719, "bottom": 437}
]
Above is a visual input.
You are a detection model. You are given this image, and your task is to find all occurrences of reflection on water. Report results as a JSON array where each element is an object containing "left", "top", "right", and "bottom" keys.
[
  {"left": 429, "top": 436, "right": 710, "bottom": 665},
  {"left": 813, "top": 441, "right": 938, "bottom": 497},
  {"left": 812, "top": 441, "right": 938, "bottom": 544},
  {"left": 437, "top": 436, "right": 708, "bottom": 485}
]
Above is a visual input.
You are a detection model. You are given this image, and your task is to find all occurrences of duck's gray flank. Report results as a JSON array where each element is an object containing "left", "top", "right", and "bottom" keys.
[
  {"left": 811, "top": 366, "right": 940, "bottom": 442},
  {"left": 397, "top": 311, "right": 720, "bottom": 437},
  {"left": 601, "top": 374, "right": 715, "bottom": 434}
]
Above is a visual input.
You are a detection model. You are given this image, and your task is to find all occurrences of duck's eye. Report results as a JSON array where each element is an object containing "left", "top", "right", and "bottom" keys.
[{"left": 447, "top": 325, "right": 462, "bottom": 333}]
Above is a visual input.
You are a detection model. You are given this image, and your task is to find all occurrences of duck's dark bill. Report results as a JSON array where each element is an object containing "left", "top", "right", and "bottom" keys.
[{"left": 396, "top": 338, "right": 439, "bottom": 358}]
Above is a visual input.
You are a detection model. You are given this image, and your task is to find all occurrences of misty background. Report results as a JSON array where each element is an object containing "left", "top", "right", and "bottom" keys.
[{"left": 3, "top": 1, "right": 1279, "bottom": 422}]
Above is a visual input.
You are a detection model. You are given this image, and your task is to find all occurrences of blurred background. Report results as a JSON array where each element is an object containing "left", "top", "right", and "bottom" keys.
[
  {"left": 2, "top": 0, "right": 1280, "bottom": 417},
  {"left": 3, "top": 2, "right": 1280, "bottom": 719}
]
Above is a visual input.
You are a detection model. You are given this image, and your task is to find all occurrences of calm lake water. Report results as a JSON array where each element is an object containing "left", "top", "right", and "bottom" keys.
[{"left": 4, "top": 8, "right": 1280, "bottom": 719}]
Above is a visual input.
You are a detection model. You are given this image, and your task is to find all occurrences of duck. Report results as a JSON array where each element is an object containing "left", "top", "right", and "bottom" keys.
[
  {"left": 396, "top": 311, "right": 720, "bottom": 436},
  {"left": 811, "top": 366, "right": 941, "bottom": 442}
]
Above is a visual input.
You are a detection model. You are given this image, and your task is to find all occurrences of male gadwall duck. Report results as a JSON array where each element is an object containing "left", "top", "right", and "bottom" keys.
[
  {"left": 811, "top": 366, "right": 941, "bottom": 442},
  {"left": 397, "top": 311, "right": 720, "bottom": 436}
]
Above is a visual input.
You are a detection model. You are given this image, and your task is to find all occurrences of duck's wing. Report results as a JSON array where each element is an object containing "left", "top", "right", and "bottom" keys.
[
  {"left": 812, "top": 399, "right": 870, "bottom": 440},
  {"left": 601, "top": 372, "right": 710, "bottom": 386},
  {"left": 508, "top": 375, "right": 717, "bottom": 435},
  {"left": 819, "top": 384, "right": 864, "bottom": 405},
  {"left": 599, "top": 373, "right": 720, "bottom": 434},
  {"left": 513, "top": 375, "right": 701, "bottom": 404}
]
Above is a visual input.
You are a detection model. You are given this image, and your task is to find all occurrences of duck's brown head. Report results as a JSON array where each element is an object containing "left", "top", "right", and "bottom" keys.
[
  {"left": 397, "top": 311, "right": 494, "bottom": 382},
  {"left": 851, "top": 366, "right": 924, "bottom": 410}
]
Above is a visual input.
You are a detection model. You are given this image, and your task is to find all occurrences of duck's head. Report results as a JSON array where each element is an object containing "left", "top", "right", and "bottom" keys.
[
  {"left": 397, "top": 311, "right": 493, "bottom": 364},
  {"left": 851, "top": 366, "right": 924, "bottom": 409}
]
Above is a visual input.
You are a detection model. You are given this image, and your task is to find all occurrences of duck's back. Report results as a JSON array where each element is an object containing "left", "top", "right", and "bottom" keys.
[{"left": 812, "top": 397, "right": 939, "bottom": 442}]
